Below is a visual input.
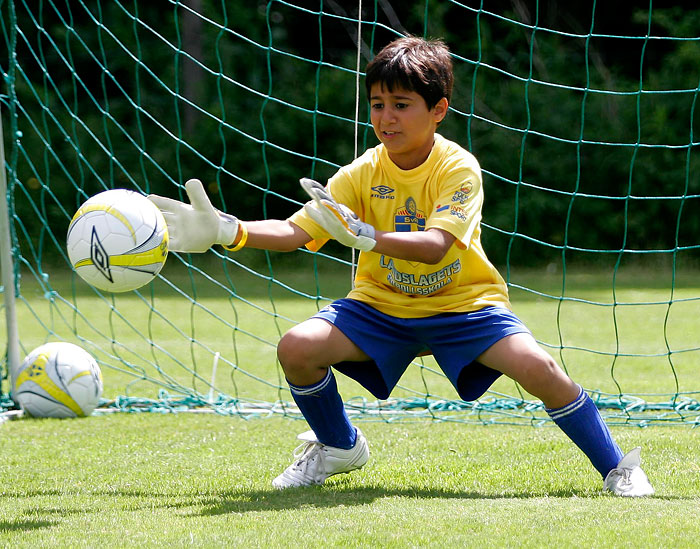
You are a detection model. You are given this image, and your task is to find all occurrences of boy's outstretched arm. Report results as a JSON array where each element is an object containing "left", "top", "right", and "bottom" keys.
[
  {"left": 244, "top": 219, "right": 313, "bottom": 252},
  {"left": 148, "top": 179, "right": 311, "bottom": 253},
  {"left": 372, "top": 228, "right": 455, "bottom": 265}
]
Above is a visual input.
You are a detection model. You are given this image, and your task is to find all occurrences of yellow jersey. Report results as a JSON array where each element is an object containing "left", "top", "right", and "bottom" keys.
[{"left": 289, "top": 133, "right": 510, "bottom": 318}]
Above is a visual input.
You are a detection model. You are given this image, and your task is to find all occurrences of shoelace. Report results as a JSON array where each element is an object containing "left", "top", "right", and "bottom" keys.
[
  {"left": 610, "top": 466, "right": 632, "bottom": 488},
  {"left": 291, "top": 440, "right": 326, "bottom": 478}
]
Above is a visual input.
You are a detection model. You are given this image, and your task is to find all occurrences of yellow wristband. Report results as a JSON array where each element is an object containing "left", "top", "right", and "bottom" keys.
[{"left": 222, "top": 222, "right": 248, "bottom": 251}]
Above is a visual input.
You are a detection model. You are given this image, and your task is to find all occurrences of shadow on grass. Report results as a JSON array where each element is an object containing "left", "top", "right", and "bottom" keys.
[
  {"left": 0, "top": 518, "right": 55, "bottom": 532},
  {"left": 1, "top": 484, "right": 685, "bottom": 527},
  {"left": 0, "top": 504, "right": 98, "bottom": 533},
  {"left": 187, "top": 484, "right": 617, "bottom": 516}
]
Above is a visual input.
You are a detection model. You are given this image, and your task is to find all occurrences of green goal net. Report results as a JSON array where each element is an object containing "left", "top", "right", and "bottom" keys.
[{"left": 1, "top": 1, "right": 699, "bottom": 425}]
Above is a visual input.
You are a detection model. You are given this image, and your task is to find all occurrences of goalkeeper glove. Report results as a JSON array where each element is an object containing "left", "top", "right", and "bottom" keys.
[
  {"left": 147, "top": 179, "right": 240, "bottom": 253},
  {"left": 300, "top": 178, "right": 376, "bottom": 252}
]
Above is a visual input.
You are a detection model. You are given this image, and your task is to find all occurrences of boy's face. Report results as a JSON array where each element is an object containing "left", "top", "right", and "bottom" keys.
[{"left": 369, "top": 82, "right": 448, "bottom": 170}]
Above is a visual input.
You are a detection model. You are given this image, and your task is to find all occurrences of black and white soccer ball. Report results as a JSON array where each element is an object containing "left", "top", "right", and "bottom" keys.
[{"left": 67, "top": 189, "right": 169, "bottom": 292}]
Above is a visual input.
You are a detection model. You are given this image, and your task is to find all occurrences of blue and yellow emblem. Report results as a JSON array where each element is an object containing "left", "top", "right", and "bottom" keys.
[{"left": 394, "top": 197, "right": 426, "bottom": 232}]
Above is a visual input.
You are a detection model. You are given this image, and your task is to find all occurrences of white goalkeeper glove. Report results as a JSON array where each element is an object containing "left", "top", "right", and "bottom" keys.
[
  {"left": 147, "top": 179, "right": 240, "bottom": 253},
  {"left": 300, "top": 178, "right": 376, "bottom": 252}
]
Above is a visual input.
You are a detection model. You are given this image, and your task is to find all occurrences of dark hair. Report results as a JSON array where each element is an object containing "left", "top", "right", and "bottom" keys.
[{"left": 365, "top": 36, "right": 453, "bottom": 110}]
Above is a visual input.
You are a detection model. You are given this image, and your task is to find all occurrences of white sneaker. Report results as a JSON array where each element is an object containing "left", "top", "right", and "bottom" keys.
[
  {"left": 272, "top": 428, "right": 369, "bottom": 489},
  {"left": 603, "top": 447, "right": 655, "bottom": 497}
]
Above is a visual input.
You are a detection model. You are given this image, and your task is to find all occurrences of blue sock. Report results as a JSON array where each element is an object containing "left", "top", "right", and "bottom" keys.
[
  {"left": 288, "top": 369, "right": 357, "bottom": 450},
  {"left": 546, "top": 386, "right": 623, "bottom": 478}
]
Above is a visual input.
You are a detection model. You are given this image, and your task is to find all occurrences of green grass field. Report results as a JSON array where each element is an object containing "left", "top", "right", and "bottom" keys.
[
  {"left": 2, "top": 261, "right": 700, "bottom": 547},
  {"left": 0, "top": 415, "right": 699, "bottom": 547}
]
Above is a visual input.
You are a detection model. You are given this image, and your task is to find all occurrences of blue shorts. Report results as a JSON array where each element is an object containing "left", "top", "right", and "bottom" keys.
[{"left": 313, "top": 299, "right": 531, "bottom": 402}]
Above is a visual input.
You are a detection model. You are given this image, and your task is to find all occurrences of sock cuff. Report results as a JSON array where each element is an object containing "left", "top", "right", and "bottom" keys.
[
  {"left": 288, "top": 368, "right": 334, "bottom": 396},
  {"left": 545, "top": 384, "right": 587, "bottom": 420}
]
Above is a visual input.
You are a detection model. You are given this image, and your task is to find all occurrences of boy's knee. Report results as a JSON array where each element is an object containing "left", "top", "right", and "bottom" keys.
[
  {"left": 277, "top": 329, "right": 330, "bottom": 386},
  {"left": 277, "top": 329, "right": 305, "bottom": 370},
  {"left": 534, "top": 353, "right": 562, "bottom": 376},
  {"left": 277, "top": 327, "right": 325, "bottom": 369},
  {"left": 520, "top": 352, "right": 579, "bottom": 405},
  {"left": 528, "top": 353, "right": 566, "bottom": 384}
]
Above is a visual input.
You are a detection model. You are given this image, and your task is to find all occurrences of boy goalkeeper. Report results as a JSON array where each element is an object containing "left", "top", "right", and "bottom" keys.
[{"left": 149, "top": 36, "right": 653, "bottom": 496}]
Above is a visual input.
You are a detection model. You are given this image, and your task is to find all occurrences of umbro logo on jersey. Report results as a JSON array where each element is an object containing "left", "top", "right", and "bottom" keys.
[{"left": 371, "top": 185, "right": 395, "bottom": 199}]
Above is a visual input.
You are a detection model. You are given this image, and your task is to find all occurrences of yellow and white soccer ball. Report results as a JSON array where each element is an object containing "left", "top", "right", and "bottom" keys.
[
  {"left": 14, "top": 342, "right": 104, "bottom": 418},
  {"left": 67, "top": 189, "right": 168, "bottom": 293}
]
